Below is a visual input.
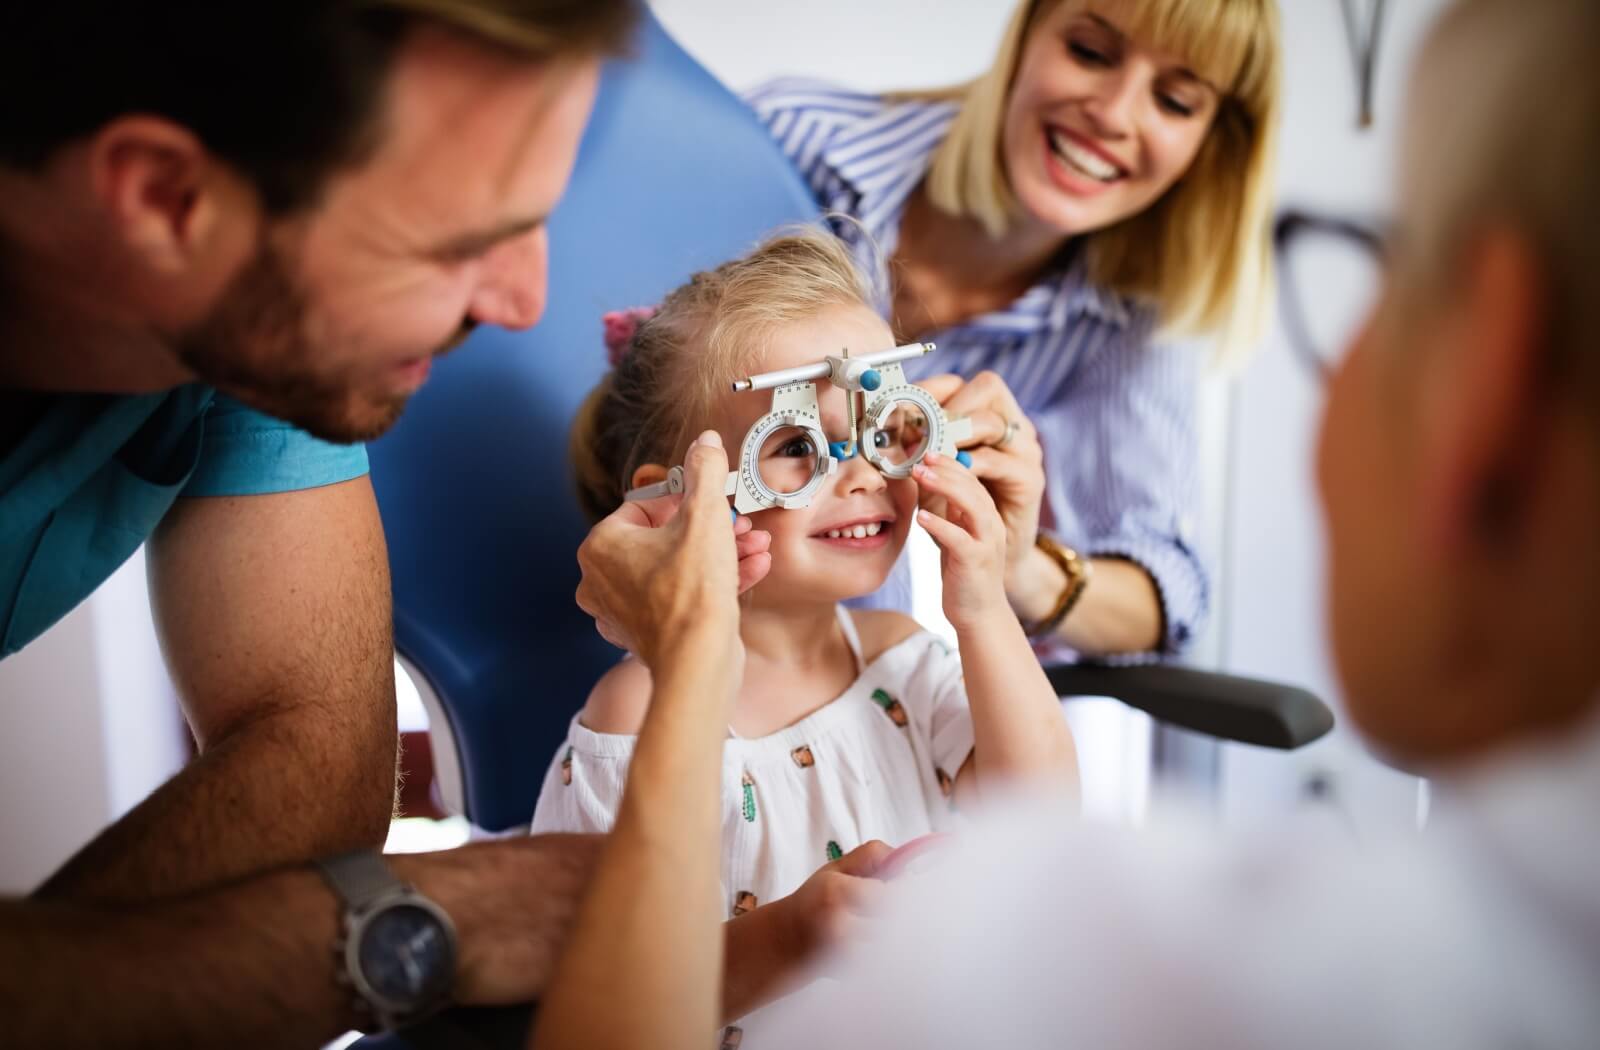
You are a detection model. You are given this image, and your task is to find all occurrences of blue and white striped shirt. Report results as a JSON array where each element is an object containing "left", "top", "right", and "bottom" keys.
[{"left": 747, "top": 79, "right": 1207, "bottom": 654}]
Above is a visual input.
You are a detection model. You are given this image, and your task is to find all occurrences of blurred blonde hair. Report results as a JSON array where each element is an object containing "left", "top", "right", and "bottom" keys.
[
  {"left": 571, "top": 227, "right": 875, "bottom": 521},
  {"left": 1398, "top": 0, "right": 1600, "bottom": 393},
  {"left": 903, "top": 0, "right": 1281, "bottom": 361},
  {"left": 369, "top": 0, "right": 635, "bottom": 59}
]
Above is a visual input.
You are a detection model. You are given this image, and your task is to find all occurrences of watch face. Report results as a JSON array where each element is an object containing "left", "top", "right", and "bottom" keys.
[{"left": 357, "top": 903, "right": 453, "bottom": 1007}]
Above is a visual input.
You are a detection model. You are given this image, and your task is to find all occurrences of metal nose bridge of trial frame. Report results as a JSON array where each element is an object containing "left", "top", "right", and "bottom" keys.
[{"left": 624, "top": 341, "right": 974, "bottom": 512}]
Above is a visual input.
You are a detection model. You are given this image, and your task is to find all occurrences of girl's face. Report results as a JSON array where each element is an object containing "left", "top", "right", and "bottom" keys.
[
  {"left": 713, "top": 305, "right": 920, "bottom": 605},
  {"left": 1001, "top": 0, "right": 1220, "bottom": 238}
]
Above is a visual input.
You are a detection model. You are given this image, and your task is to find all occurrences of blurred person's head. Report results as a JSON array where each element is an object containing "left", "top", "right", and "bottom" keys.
[
  {"left": 912, "top": 0, "right": 1281, "bottom": 357},
  {"left": 1319, "top": 0, "right": 1600, "bottom": 767},
  {"left": 0, "top": 2, "right": 635, "bottom": 441}
]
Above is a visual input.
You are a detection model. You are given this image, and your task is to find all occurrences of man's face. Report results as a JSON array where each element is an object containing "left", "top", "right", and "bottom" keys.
[{"left": 180, "top": 29, "right": 600, "bottom": 442}]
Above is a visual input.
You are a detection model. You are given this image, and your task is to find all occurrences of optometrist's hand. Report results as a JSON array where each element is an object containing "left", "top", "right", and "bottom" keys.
[
  {"left": 723, "top": 840, "right": 893, "bottom": 1019},
  {"left": 912, "top": 450, "right": 1013, "bottom": 631},
  {"left": 575, "top": 430, "right": 771, "bottom": 664},
  {"left": 775, "top": 840, "right": 893, "bottom": 962},
  {"left": 918, "top": 371, "right": 1046, "bottom": 595}
]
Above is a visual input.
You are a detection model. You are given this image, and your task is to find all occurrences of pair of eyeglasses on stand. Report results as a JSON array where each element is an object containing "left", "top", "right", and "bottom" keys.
[{"left": 1273, "top": 210, "right": 1387, "bottom": 381}]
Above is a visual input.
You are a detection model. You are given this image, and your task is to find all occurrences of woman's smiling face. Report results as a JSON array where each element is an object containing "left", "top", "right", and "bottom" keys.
[{"left": 1001, "top": 0, "right": 1220, "bottom": 238}]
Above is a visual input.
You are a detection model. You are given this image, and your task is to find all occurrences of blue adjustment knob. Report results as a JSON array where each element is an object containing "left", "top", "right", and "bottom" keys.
[
  {"left": 956, "top": 450, "right": 973, "bottom": 468},
  {"left": 829, "top": 440, "right": 856, "bottom": 461},
  {"left": 861, "top": 369, "right": 882, "bottom": 391}
]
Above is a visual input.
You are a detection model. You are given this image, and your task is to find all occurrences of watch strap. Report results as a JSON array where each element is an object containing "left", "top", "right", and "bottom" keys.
[
  {"left": 317, "top": 850, "right": 404, "bottom": 911},
  {"left": 1027, "top": 532, "right": 1092, "bottom": 639}
]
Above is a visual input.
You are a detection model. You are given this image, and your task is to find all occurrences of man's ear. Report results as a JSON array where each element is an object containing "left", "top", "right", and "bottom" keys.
[
  {"left": 1416, "top": 225, "right": 1549, "bottom": 556},
  {"left": 87, "top": 116, "right": 256, "bottom": 273},
  {"left": 631, "top": 463, "right": 670, "bottom": 490}
]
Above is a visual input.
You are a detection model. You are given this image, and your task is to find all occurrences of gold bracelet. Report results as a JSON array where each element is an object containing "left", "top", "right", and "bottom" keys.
[{"left": 1026, "top": 532, "right": 1092, "bottom": 639}]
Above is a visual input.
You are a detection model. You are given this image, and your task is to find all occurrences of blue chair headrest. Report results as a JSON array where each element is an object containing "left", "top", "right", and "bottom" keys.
[{"left": 368, "top": 12, "right": 819, "bottom": 831}]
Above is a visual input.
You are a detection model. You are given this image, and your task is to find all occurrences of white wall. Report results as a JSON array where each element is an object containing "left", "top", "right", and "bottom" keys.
[
  {"left": 0, "top": 589, "right": 112, "bottom": 891},
  {"left": 92, "top": 547, "right": 191, "bottom": 820},
  {"left": 0, "top": 551, "right": 188, "bottom": 892},
  {"left": 653, "top": 1, "right": 1009, "bottom": 92}
]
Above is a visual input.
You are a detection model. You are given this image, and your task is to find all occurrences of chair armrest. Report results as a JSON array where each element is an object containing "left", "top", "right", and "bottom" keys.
[{"left": 1044, "top": 663, "right": 1335, "bottom": 750}]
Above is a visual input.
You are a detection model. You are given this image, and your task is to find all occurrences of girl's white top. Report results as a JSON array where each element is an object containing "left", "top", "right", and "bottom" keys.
[
  {"left": 532, "top": 605, "right": 972, "bottom": 902},
  {"left": 530, "top": 606, "right": 974, "bottom": 1045}
]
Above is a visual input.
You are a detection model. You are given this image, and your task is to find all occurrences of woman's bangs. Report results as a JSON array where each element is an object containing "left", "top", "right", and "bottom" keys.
[{"left": 1097, "top": 0, "right": 1261, "bottom": 98}]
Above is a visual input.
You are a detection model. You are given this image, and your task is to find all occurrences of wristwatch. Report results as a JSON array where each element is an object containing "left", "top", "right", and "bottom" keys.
[
  {"left": 1025, "top": 532, "right": 1093, "bottom": 639},
  {"left": 316, "top": 850, "right": 459, "bottom": 1031}
]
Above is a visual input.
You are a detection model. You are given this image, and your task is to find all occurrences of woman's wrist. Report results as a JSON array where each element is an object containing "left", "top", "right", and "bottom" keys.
[
  {"left": 1025, "top": 534, "right": 1093, "bottom": 639},
  {"left": 1004, "top": 541, "right": 1068, "bottom": 624}
]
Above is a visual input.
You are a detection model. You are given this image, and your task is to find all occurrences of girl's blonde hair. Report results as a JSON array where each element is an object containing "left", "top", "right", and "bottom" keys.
[
  {"left": 571, "top": 227, "right": 875, "bottom": 521},
  {"left": 909, "top": 0, "right": 1281, "bottom": 360}
]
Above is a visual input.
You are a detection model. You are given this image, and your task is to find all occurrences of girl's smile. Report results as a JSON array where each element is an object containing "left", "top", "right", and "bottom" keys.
[{"left": 809, "top": 514, "right": 896, "bottom": 550}]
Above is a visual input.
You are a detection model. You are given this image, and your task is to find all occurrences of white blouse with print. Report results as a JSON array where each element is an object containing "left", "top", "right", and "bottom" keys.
[
  {"left": 529, "top": 606, "right": 974, "bottom": 1044},
  {"left": 532, "top": 606, "right": 973, "bottom": 905}
]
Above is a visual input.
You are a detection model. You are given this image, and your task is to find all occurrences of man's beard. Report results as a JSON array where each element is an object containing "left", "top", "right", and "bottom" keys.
[{"left": 176, "top": 241, "right": 458, "bottom": 444}]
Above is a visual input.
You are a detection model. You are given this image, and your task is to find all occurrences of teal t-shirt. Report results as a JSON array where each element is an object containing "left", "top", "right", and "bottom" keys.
[{"left": 0, "top": 385, "right": 369, "bottom": 658}]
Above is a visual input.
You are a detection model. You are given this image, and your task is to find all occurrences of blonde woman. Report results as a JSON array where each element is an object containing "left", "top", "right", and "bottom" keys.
[{"left": 748, "top": 0, "right": 1280, "bottom": 656}]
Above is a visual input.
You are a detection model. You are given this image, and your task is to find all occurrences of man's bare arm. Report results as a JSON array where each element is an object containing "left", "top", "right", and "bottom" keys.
[
  {"left": 5, "top": 868, "right": 361, "bottom": 1048},
  {"left": 37, "top": 477, "right": 397, "bottom": 901},
  {"left": 4, "top": 835, "right": 603, "bottom": 1048}
]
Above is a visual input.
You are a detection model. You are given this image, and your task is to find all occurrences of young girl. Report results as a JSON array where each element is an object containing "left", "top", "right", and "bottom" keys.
[{"left": 535, "top": 228, "right": 1076, "bottom": 1042}]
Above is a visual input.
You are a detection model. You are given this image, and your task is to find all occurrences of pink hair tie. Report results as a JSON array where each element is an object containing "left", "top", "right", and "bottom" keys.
[{"left": 602, "top": 306, "right": 657, "bottom": 367}]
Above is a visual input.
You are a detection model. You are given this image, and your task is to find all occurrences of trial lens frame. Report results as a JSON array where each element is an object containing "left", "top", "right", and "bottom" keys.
[{"left": 624, "top": 342, "right": 972, "bottom": 514}]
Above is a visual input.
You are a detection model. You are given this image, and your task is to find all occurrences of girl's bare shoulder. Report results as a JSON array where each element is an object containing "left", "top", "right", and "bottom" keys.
[
  {"left": 578, "top": 657, "right": 653, "bottom": 736},
  {"left": 848, "top": 609, "right": 926, "bottom": 664}
]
